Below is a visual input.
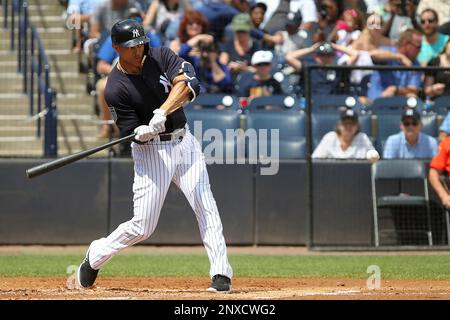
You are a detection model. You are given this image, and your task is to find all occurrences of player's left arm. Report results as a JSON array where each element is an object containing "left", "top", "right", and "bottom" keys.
[
  {"left": 149, "top": 59, "right": 201, "bottom": 134},
  {"left": 158, "top": 63, "right": 200, "bottom": 115}
]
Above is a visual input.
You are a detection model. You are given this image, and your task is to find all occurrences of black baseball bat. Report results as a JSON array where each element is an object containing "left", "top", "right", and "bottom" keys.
[{"left": 26, "top": 132, "right": 136, "bottom": 179}]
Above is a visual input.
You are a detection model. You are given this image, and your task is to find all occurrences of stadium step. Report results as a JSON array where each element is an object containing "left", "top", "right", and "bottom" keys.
[{"left": 0, "top": 1, "right": 101, "bottom": 158}]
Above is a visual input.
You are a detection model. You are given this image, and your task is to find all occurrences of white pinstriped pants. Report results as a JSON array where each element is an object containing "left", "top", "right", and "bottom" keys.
[{"left": 88, "top": 129, "right": 233, "bottom": 279}]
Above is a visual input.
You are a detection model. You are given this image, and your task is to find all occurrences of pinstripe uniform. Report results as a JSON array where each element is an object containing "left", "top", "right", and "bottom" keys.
[{"left": 87, "top": 46, "right": 233, "bottom": 280}]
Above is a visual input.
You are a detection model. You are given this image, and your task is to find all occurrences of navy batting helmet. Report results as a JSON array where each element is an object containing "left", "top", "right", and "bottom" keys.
[{"left": 111, "top": 19, "right": 149, "bottom": 48}]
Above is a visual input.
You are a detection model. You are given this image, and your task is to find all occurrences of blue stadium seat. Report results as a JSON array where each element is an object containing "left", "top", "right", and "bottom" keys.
[
  {"left": 431, "top": 96, "right": 450, "bottom": 116},
  {"left": 247, "top": 95, "right": 302, "bottom": 111},
  {"left": 185, "top": 94, "right": 240, "bottom": 110},
  {"left": 312, "top": 112, "right": 372, "bottom": 148},
  {"left": 245, "top": 100, "right": 306, "bottom": 159},
  {"left": 371, "top": 96, "right": 424, "bottom": 113},
  {"left": 184, "top": 94, "right": 242, "bottom": 160},
  {"left": 311, "top": 94, "right": 367, "bottom": 112}
]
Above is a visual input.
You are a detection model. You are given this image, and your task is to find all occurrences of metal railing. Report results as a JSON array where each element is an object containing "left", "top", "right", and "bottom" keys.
[{"left": 5, "top": 0, "right": 58, "bottom": 157}]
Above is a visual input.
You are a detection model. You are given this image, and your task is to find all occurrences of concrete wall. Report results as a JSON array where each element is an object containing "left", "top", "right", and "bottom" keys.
[{"left": 0, "top": 159, "right": 446, "bottom": 246}]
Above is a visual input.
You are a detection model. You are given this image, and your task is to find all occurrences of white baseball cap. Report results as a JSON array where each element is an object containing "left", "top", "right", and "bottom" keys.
[{"left": 251, "top": 50, "right": 273, "bottom": 66}]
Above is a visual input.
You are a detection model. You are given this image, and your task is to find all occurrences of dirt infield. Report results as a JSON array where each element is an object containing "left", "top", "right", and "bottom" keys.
[{"left": 0, "top": 276, "right": 450, "bottom": 300}]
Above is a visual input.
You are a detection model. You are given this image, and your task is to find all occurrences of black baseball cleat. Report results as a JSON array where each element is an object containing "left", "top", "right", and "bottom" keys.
[
  {"left": 207, "top": 275, "right": 231, "bottom": 292},
  {"left": 76, "top": 252, "right": 99, "bottom": 289}
]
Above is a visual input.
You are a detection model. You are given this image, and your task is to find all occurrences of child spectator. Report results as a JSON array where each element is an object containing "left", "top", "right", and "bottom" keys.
[{"left": 235, "top": 50, "right": 282, "bottom": 99}]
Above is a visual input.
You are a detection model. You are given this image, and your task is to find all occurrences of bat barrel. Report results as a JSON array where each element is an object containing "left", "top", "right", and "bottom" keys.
[{"left": 26, "top": 133, "right": 136, "bottom": 179}]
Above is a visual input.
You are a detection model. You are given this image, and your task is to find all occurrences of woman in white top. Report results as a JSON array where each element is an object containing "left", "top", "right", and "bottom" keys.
[{"left": 312, "top": 108, "right": 375, "bottom": 159}]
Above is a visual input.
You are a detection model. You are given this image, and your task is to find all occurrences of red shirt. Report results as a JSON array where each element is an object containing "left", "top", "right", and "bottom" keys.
[{"left": 430, "top": 137, "right": 450, "bottom": 174}]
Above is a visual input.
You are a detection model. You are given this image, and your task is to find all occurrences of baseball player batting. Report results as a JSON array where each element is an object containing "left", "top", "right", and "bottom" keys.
[{"left": 76, "top": 19, "right": 233, "bottom": 292}]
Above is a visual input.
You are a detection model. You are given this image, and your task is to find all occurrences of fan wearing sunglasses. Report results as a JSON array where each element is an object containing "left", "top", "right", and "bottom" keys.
[
  {"left": 383, "top": 108, "right": 438, "bottom": 159},
  {"left": 417, "top": 8, "right": 449, "bottom": 65}
]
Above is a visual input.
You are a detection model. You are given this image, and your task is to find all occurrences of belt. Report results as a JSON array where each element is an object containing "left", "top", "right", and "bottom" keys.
[{"left": 148, "top": 127, "right": 186, "bottom": 143}]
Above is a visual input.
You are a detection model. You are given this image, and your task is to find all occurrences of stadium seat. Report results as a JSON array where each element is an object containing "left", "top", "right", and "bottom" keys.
[
  {"left": 311, "top": 94, "right": 367, "bottom": 112},
  {"left": 371, "top": 160, "right": 433, "bottom": 246},
  {"left": 245, "top": 98, "right": 306, "bottom": 159},
  {"left": 247, "top": 95, "right": 302, "bottom": 111},
  {"left": 371, "top": 96, "right": 424, "bottom": 113},
  {"left": 430, "top": 96, "right": 450, "bottom": 116},
  {"left": 184, "top": 94, "right": 242, "bottom": 161}
]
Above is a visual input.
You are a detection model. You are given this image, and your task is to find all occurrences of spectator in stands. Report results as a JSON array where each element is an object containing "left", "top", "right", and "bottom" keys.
[
  {"left": 285, "top": 41, "right": 359, "bottom": 95},
  {"left": 382, "top": 0, "right": 420, "bottom": 42},
  {"left": 248, "top": 2, "right": 283, "bottom": 49},
  {"left": 312, "top": 108, "right": 375, "bottom": 159},
  {"left": 424, "top": 39, "right": 450, "bottom": 100},
  {"left": 95, "top": 14, "right": 161, "bottom": 139},
  {"left": 235, "top": 50, "right": 282, "bottom": 99},
  {"left": 219, "top": 13, "right": 261, "bottom": 76},
  {"left": 196, "top": 0, "right": 244, "bottom": 41},
  {"left": 429, "top": 136, "right": 450, "bottom": 209},
  {"left": 183, "top": 40, "right": 233, "bottom": 94},
  {"left": 90, "top": 0, "right": 143, "bottom": 42},
  {"left": 417, "top": 0, "right": 450, "bottom": 33},
  {"left": 367, "top": 29, "right": 423, "bottom": 101},
  {"left": 352, "top": 13, "right": 395, "bottom": 51},
  {"left": 143, "top": 0, "right": 190, "bottom": 44},
  {"left": 383, "top": 108, "right": 438, "bottom": 159},
  {"left": 170, "top": 9, "right": 210, "bottom": 54},
  {"left": 259, "top": 0, "right": 317, "bottom": 35},
  {"left": 65, "top": 0, "right": 104, "bottom": 53},
  {"left": 331, "top": 8, "right": 365, "bottom": 48},
  {"left": 417, "top": 8, "right": 450, "bottom": 66},
  {"left": 314, "top": 0, "right": 343, "bottom": 42},
  {"left": 275, "top": 10, "right": 311, "bottom": 59}
]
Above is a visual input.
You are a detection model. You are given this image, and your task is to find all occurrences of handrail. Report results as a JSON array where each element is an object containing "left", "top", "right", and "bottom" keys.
[{"left": 8, "top": 0, "right": 58, "bottom": 157}]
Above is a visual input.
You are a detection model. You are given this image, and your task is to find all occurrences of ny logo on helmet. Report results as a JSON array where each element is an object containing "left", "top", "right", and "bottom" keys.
[{"left": 132, "top": 29, "right": 140, "bottom": 38}]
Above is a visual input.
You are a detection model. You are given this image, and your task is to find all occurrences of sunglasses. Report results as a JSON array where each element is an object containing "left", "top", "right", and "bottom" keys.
[
  {"left": 255, "top": 63, "right": 271, "bottom": 67},
  {"left": 420, "top": 18, "right": 436, "bottom": 24},
  {"left": 403, "top": 120, "right": 419, "bottom": 127},
  {"left": 408, "top": 42, "right": 421, "bottom": 49}
]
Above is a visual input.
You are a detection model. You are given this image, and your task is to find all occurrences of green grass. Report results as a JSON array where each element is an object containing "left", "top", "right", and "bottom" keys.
[{"left": 1, "top": 254, "right": 450, "bottom": 280}]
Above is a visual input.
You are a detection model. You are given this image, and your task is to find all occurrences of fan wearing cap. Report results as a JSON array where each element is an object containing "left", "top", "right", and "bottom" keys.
[
  {"left": 285, "top": 41, "right": 359, "bottom": 95},
  {"left": 383, "top": 108, "right": 438, "bottom": 159},
  {"left": 219, "top": 13, "right": 261, "bottom": 75},
  {"left": 312, "top": 108, "right": 375, "bottom": 159},
  {"left": 235, "top": 50, "right": 282, "bottom": 99},
  {"left": 248, "top": 2, "right": 283, "bottom": 49}
]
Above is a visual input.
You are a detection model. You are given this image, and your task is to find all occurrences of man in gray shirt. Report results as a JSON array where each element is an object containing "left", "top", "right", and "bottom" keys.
[{"left": 90, "top": 0, "right": 143, "bottom": 40}]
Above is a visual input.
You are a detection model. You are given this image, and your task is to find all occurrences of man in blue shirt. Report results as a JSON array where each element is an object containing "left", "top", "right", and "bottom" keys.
[
  {"left": 383, "top": 108, "right": 438, "bottom": 159},
  {"left": 368, "top": 29, "right": 423, "bottom": 101}
]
